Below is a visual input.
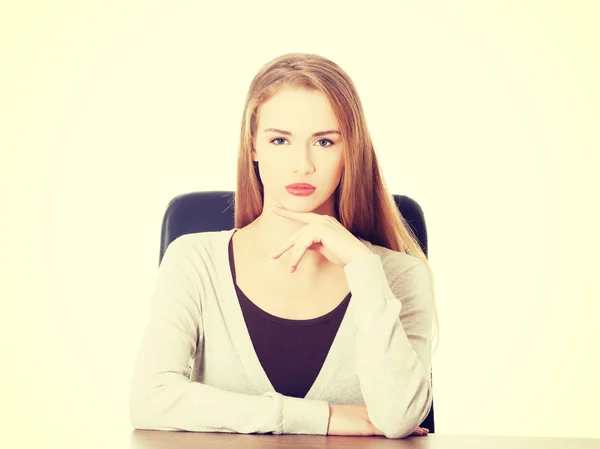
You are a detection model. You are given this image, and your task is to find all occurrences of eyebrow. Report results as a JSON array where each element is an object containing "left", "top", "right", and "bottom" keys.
[{"left": 263, "top": 128, "right": 341, "bottom": 138}]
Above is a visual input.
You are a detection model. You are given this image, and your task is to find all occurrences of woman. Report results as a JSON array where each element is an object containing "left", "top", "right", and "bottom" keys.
[{"left": 129, "top": 52, "right": 439, "bottom": 439}]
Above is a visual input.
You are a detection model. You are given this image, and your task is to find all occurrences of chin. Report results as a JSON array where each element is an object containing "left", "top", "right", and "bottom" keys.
[{"left": 277, "top": 192, "right": 333, "bottom": 213}]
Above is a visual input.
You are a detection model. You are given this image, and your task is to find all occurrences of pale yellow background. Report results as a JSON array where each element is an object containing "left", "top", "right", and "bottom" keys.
[{"left": 2, "top": 1, "right": 599, "bottom": 447}]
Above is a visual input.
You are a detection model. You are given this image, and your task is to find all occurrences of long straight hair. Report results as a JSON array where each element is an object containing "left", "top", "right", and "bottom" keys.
[{"left": 232, "top": 53, "right": 439, "bottom": 352}]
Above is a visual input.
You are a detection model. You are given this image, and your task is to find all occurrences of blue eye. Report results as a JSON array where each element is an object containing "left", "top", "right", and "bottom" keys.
[
  {"left": 270, "top": 138, "right": 334, "bottom": 147},
  {"left": 317, "top": 139, "right": 334, "bottom": 147}
]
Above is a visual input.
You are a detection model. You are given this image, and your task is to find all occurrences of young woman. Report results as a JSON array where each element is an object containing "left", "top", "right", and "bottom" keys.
[{"left": 129, "top": 53, "right": 439, "bottom": 439}]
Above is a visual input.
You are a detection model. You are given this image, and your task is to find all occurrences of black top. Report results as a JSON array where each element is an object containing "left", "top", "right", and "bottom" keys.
[{"left": 228, "top": 232, "right": 351, "bottom": 398}]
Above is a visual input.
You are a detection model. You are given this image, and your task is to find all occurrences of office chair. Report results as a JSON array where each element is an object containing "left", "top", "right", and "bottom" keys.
[{"left": 159, "top": 190, "right": 435, "bottom": 433}]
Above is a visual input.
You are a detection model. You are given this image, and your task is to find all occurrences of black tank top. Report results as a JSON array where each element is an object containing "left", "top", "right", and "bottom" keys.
[{"left": 228, "top": 234, "right": 351, "bottom": 398}]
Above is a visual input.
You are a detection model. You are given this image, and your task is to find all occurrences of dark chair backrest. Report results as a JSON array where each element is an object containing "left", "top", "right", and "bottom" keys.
[{"left": 159, "top": 190, "right": 435, "bottom": 432}]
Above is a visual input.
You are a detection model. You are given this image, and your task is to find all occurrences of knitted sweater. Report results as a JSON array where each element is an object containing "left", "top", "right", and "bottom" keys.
[{"left": 129, "top": 228, "right": 434, "bottom": 438}]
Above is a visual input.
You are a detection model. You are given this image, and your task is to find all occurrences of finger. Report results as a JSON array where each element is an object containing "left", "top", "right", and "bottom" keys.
[
  {"left": 288, "top": 237, "right": 313, "bottom": 273},
  {"left": 269, "top": 236, "right": 296, "bottom": 259}
]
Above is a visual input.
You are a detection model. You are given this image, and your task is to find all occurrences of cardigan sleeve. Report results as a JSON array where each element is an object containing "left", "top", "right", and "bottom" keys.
[
  {"left": 343, "top": 253, "right": 434, "bottom": 439},
  {"left": 129, "top": 235, "right": 331, "bottom": 435}
]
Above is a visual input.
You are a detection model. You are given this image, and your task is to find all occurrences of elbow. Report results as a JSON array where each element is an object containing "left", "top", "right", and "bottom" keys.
[
  {"left": 129, "top": 381, "right": 185, "bottom": 431},
  {"left": 129, "top": 385, "right": 160, "bottom": 430},
  {"left": 382, "top": 421, "right": 420, "bottom": 439},
  {"left": 374, "top": 382, "right": 434, "bottom": 439},
  {"left": 130, "top": 397, "right": 166, "bottom": 431},
  {"left": 374, "top": 411, "right": 422, "bottom": 439},
  {"left": 130, "top": 413, "right": 149, "bottom": 431},
  {"left": 129, "top": 393, "right": 150, "bottom": 430},
  {"left": 378, "top": 409, "right": 429, "bottom": 439}
]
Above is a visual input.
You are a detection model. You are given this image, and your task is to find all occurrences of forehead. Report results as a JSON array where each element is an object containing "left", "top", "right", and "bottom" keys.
[{"left": 258, "top": 88, "right": 338, "bottom": 130}]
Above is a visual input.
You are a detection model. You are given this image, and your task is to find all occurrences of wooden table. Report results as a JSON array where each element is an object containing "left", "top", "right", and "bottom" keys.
[{"left": 130, "top": 431, "right": 600, "bottom": 448}]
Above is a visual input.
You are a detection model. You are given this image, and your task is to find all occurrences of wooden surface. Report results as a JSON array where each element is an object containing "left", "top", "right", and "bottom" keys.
[{"left": 130, "top": 431, "right": 600, "bottom": 449}]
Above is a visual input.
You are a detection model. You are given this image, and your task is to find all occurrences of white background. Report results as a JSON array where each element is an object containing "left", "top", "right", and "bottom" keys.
[{"left": 2, "top": 1, "right": 599, "bottom": 447}]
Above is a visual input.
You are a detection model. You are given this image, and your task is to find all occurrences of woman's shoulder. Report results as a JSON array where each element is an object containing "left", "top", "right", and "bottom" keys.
[
  {"left": 358, "top": 237, "right": 423, "bottom": 276},
  {"left": 165, "top": 229, "right": 231, "bottom": 260}
]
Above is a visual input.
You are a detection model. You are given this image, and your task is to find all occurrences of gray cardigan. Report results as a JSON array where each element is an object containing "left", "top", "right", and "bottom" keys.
[{"left": 129, "top": 228, "right": 434, "bottom": 438}]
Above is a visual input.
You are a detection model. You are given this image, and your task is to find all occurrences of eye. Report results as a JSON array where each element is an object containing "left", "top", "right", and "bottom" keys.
[
  {"left": 269, "top": 137, "right": 335, "bottom": 147},
  {"left": 316, "top": 139, "right": 334, "bottom": 147}
]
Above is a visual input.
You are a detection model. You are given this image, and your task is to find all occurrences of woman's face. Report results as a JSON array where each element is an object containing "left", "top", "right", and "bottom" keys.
[{"left": 253, "top": 87, "right": 345, "bottom": 214}]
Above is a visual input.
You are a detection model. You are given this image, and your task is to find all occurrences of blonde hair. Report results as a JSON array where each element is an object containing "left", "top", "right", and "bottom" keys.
[{"left": 233, "top": 52, "right": 439, "bottom": 353}]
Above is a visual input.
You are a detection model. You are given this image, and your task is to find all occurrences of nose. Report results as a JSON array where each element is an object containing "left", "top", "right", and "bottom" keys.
[{"left": 292, "top": 147, "right": 316, "bottom": 174}]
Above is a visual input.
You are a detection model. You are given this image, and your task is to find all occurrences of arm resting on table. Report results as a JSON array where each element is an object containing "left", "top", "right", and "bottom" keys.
[{"left": 129, "top": 236, "right": 330, "bottom": 435}]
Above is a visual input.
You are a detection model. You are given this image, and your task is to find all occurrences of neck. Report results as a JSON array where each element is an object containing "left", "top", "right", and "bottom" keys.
[{"left": 244, "top": 199, "right": 338, "bottom": 276}]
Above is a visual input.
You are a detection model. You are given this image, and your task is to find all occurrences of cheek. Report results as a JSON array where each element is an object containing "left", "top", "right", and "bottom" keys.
[
  {"left": 334, "top": 154, "right": 345, "bottom": 177},
  {"left": 256, "top": 160, "right": 283, "bottom": 185},
  {"left": 324, "top": 161, "right": 344, "bottom": 188}
]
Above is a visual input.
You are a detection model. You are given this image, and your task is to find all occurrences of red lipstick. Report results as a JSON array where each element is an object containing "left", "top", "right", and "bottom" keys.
[{"left": 285, "top": 183, "right": 316, "bottom": 196}]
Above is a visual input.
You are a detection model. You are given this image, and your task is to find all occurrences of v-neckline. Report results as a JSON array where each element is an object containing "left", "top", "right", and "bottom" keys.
[{"left": 219, "top": 228, "right": 355, "bottom": 400}]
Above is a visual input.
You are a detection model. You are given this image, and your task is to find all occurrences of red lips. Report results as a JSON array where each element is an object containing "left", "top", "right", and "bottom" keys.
[{"left": 285, "top": 183, "right": 315, "bottom": 189}]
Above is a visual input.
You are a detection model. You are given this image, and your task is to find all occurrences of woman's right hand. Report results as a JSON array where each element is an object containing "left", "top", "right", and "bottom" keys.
[{"left": 326, "top": 404, "right": 429, "bottom": 437}]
